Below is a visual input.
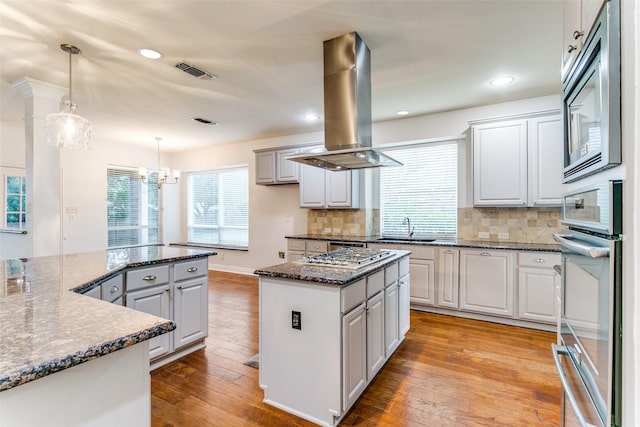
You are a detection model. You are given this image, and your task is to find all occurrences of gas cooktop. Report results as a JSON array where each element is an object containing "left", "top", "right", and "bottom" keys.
[{"left": 296, "top": 248, "right": 393, "bottom": 269}]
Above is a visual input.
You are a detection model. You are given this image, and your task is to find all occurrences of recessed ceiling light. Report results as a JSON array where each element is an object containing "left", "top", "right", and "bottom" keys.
[
  {"left": 304, "top": 114, "right": 320, "bottom": 121},
  {"left": 138, "top": 48, "right": 163, "bottom": 60},
  {"left": 396, "top": 110, "right": 409, "bottom": 116},
  {"left": 490, "top": 76, "right": 515, "bottom": 87}
]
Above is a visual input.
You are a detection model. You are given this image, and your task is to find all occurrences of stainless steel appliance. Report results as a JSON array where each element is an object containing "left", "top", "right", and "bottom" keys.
[
  {"left": 327, "top": 240, "right": 366, "bottom": 251},
  {"left": 552, "top": 181, "right": 622, "bottom": 427},
  {"left": 298, "top": 247, "right": 392, "bottom": 269},
  {"left": 562, "top": 0, "right": 620, "bottom": 183}
]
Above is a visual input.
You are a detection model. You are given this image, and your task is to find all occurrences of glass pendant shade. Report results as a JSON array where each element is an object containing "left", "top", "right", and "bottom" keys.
[{"left": 45, "top": 100, "right": 92, "bottom": 149}]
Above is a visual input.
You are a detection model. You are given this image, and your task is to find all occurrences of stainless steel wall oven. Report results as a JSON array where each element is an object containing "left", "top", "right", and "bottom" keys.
[
  {"left": 562, "top": 0, "right": 621, "bottom": 183},
  {"left": 553, "top": 181, "right": 622, "bottom": 427}
]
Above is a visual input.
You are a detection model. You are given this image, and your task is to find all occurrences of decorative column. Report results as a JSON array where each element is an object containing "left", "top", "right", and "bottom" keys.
[{"left": 11, "top": 78, "right": 66, "bottom": 257}]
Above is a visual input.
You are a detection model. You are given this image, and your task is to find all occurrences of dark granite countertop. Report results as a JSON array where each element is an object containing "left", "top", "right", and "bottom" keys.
[
  {"left": 0, "top": 246, "right": 216, "bottom": 392},
  {"left": 255, "top": 250, "right": 411, "bottom": 286},
  {"left": 285, "top": 234, "right": 560, "bottom": 252}
]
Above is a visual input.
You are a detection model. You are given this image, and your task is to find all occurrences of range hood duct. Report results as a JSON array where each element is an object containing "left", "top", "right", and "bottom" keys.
[{"left": 286, "top": 32, "right": 402, "bottom": 171}]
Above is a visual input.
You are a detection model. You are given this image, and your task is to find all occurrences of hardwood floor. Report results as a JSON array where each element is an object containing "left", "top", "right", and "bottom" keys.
[{"left": 151, "top": 271, "right": 561, "bottom": 426}]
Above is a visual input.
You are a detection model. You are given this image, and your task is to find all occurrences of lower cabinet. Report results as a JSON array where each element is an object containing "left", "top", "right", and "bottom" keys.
[
  {"left": 398, "top": 272, "right": 410, "bottom": 336},
  {"left": 173, "top": 275, "right": 208, "bottom": 348},
  {"left": 459, "top": 249, "right": 514, "bottom": 317},
  {"left": 366, "top": 291, "right": 385, "bottom": 378},
  {"left": 384, "top": 283, "right": 399, "bottom": 356},
  {"left": 126, "top": 285, "right": 172, "bottom": 359},
  {"left": 516, "top": 252, "right": 560, "bottom": 323},
  {"left": 437, "top": 248, "right": 459, "bottom": 308},
  {"left": 342, "top": 303, "right": 367, "bottom": 410}
]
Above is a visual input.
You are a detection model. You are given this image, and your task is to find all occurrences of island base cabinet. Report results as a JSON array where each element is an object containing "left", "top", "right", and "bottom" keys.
[
  {"left": 398, "top": 273, "right": 410, "bottom": 336},
  {"left": 0, "top": 342, "right": 151, "bottom": 427},
  {"left": 126, "top": 285, "right": 171, "bottom": 359},
  {"left": 366, "top": 291, "right": 385, "bottom": 378},
  {"left": 342, "top": 303, "right": 367, "bottom": 410},
  {"left": 174, "top": 276, "right": 208, "bottom": 349}
]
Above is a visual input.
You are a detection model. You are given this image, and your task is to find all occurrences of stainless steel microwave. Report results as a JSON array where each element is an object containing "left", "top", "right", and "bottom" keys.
[{"left": 562, "top": 0, "right": 620, "bottom": 183}]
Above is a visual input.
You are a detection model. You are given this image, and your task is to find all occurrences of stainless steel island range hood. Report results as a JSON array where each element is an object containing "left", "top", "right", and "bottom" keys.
[{"left": 286, "top": 32, "right": 402, "bottom": 171}]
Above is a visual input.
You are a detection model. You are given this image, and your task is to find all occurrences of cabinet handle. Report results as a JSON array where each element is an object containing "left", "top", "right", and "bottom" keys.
[
  {"left": 444, "top": 249, "right": 454, "bottom": 254},
  {"left": 567, "top": 44, "right": 577, "bottom": 53},
  {"left": 143, "top": 275, "right": 156, "bottom": 281},
  {"left": 177, "top": 285, "right": 183, "bottom": 290},
  {"left": 187, "top": 266, "right": 198, "bottom": 273},
  {"left": 164, "top": 287, "right": 170, "bottom": 292},
  {"left": 480, "top": 252, "right": 491, "bottom": 256},
  {"left": 572, "top": 30, "right": 584, "bottom": 40},
  {"left": 534, "top": 258, "right": 546, "bottom": 264},
  {"left": 109, "top": 286, "right": 118, "bottom": 294}
]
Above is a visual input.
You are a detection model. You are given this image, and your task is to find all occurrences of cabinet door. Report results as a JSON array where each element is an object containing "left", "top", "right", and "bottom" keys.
[
  {"left": 255, "top": 151, "right": 276, "bottom": 184},
  {"left": 384, "top": 283, "right": 399, "bottom": 357},
  {"left": 561, "top": 0, "right": 582, "bottom": 81},
  {"left": 126, "top": 286, "right": 171, "bottom": 359},
  {"left": 366, "top": 291, "right": 385, "bottom": 379},
  {"left": 276, "top": 149, "right": 299, "bottom": 183},
  {"left": 517, "top": 267, "right": 557, "bottom": 324},
  {"left": 287, "top": 251, "right": 305, "bottom": 262},
  {"left": 174, "top": 276, "right": 208, "bottom": 348},
  {"left": 342, "top": 303, "right": 367, "bottom": 410},
  {"left": 437, "top": 248, "right": 459, "bottom": 308},
  {"left": 409, "top": 258, "right": 435, "bottom": 306},
  {"left": 398, "top": 274, "right": 410, "bottom": 337},
  {"left": 459, "top": 249, "right": 514, "bottom": 317},
  {"left": 299, "top": 164, "right": 326, "bottom": 208},
  {"left": 326, "top": 170, "right": 357, "bottom": 208},
  {"left": 473, "top": 120, "right": 528, "bottom": 207},
  {"left": 528, "top": 115, "right": 563, "bottom": 206}
]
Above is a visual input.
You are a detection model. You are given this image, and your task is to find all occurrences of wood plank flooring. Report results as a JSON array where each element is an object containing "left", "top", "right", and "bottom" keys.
[{"left": 151, "top": 271, "right": 561, "bottom": 426}]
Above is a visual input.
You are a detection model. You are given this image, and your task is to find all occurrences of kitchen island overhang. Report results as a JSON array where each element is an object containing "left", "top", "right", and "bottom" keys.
[{"left": 255, "top": 249, "right": 410, "bottom": 427}]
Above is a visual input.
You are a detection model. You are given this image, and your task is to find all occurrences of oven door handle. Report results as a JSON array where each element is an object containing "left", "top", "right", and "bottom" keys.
[
  {"left": 553, "top": 234, "right": 610, "bottom": 258},
  {"left": 552, "top": 344, "right": 592, "bottom": 427}
]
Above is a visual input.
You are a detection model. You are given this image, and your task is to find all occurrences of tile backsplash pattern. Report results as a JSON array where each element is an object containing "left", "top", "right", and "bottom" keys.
[
  {"left": 307, "top": 209, "right": 380, "bottom": 237},
  {"left": 457, "top": 207, "right": 561, "bottom": 244}
]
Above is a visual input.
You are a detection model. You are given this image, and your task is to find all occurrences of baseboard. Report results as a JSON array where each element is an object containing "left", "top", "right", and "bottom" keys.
[{"left": 208, "top": 264, "right": 256, "bottom": 276}]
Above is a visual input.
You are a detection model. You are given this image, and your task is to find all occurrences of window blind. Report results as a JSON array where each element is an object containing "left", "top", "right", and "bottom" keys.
[
  {"left": 380, "top": 141, "right": 458, "bottom": 237},
  {"left": 187, "top": 166, "right": 248, "bottom": 247},
  {"left": 107, "top": 167, "right": 160, "bottom": 248}
]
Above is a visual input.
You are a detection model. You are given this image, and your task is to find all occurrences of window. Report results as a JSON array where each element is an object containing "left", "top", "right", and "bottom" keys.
[
  {"left": 107, "top": 167, "right": 160, "bottom": 248},
  {"left": 380, "top": 140, "right": 458, "bottom": 237},
  {"left": 187, "top": 166, "right": 248, "bottom": 248},
  {"left": 2, "top": 167, "right": 26, "bottom": 229}
]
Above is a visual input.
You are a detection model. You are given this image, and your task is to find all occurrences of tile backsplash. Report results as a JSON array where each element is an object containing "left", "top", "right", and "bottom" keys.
[
  {"left": 457, "top": 207, "right": 561, "bottom": 244},
  {"left": 307, "top": 209, "right": 380, "bottom": 237}
]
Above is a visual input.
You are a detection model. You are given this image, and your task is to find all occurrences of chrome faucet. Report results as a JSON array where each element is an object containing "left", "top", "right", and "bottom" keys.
[{"left": 402, "top": 217, "right": 415, "bottom": 238}]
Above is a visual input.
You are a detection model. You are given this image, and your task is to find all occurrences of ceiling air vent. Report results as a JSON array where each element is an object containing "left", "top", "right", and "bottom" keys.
[
  {"left": 191, "top": 117, "right": 219, "bottom": 126},
  {"left": 175, "top": 61, "right": 218, "bottom": 81}
]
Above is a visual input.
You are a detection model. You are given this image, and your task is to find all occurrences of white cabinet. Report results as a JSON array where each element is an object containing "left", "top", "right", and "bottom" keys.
[
  {"left": 299, "top": 165, "right": 360, "bottom": 209},
  {"left": 398, "top": 273, "right": 410, "bottom": 336},
  {"left": 472, "top": 112, "right": 562, "bottom": 207},
  {"left": 342, "top": 303, "right": 367, "bottom": 410},
  {"left": 516, "top": 252, "right": 560, "bottom": 324},
  {"left": 173, "top": 275, "right": 208, "bottom": 349},
  {"left": 286, "top": 238, "right": 328, "bottom": 261},
  {"left": 254, "top": 148, "right": 300, "bottom": 185},
  {"left": 409, "top": 258, "right": 436, "bottom": 305},
  {"left": 459, "top": 249, "right": 514, "bottom": 317},
  {"left": 384, "top": 283, "right": 399, "bottom": 356},
  {"left": 126, "top": 284, "right": 171, "bottom": 359},
  {"left": 366, "top": 290, "right": 385, "bottom": 379},
  {"left": 562, "top": 0, "right": 606, "bottom": 81},
  {"left": 437, "top": 248, "right": 459, "bottom": 308}
]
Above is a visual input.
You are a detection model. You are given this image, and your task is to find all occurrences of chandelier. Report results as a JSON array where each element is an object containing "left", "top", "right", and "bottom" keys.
[
  {"left": 44, "top": 44, "right": 92, "bottom": 149},
  {"left": 139, "top": 137, "right": 180, "bottom": 189}
]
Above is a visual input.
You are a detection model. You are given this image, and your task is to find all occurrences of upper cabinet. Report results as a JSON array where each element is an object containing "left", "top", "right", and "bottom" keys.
[
  {"left": 472, "top": 112, "right": 563, "bottom": 207},
  {"left": 562, "top": 0, "right": 606, "bottom": 81},
  {"left": 299, "top": 165, "right": 360, "bottom": 209},
  {"left": 254, "top": 147, "right": 301, "bottom": 185}
]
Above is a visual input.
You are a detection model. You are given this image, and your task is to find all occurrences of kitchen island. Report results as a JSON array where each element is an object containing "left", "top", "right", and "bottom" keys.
[
  {"left": 255, "top": 249, "right": 410, "bottom": 427},
  {"left": 0, "top": 245, "right": 215, "bottom": 427}
]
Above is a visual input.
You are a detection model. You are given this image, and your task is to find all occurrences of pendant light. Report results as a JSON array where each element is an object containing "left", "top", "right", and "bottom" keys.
[
  {"left": 139, "top": 137, "right": 180, "bottom": 189},
  {"left": 44, "top": 43, "right": 92, "bottom": 149}
]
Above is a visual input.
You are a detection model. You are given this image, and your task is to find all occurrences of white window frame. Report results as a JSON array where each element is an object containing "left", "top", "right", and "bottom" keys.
[{"left": 1, "top": 167, "right": 26, "bottom": 230}]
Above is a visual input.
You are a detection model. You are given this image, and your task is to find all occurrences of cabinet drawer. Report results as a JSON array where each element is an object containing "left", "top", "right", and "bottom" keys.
[
  {"left": 287, "top": 239, "right": 306, "bottom": 251},
  {"left": 174, "top": 258, "right": 208, "bottom": 281},
  {"left": 384, "top": 262, "right": 398, "bottom": 286},
  {"left": 306, "top": 240, "right": 328, "bottom": 253},
  {"left": 397, "top": 245, "right": 435, "bottom": 260},
  {"left": 341, "top": 279, "right": 366, "bottom": 314},
  {"left": 101, "top": 275, "right": 123, "bottom": 302},
  {"left": 399, "top": 257, "right": 410, "bottom": 277},
  {"left": 126, "top": 265, "right": 169, "bottom": 291},
  {"left": 517, "top": 252, "right": 560, "bottom": 267},
  {"left": 367, "top": 270, "right": 384, "bottom": 298}
]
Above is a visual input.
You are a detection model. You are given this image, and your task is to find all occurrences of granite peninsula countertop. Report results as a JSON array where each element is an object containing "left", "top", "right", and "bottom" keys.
[
  {"left": 285, "top": 234, "right": 561, "bottom": 252},
  {"left": 0, "top": 246, "right": 216, "bottom": 392},
  {"left": 255, "top": 250, "right": 411, "bottom": 286}
]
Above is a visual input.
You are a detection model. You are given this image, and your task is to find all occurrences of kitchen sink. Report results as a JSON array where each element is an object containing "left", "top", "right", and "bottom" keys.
[{"left": 376, "top": 237, "right": 436, "bottom": 242}]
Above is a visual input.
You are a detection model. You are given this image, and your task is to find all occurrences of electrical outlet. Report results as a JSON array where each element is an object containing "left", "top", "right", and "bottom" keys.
[
  {"left": 278, "top": 251, "right": 285, "bottom": 259},
  {"left": 478, "top": 231, "right": 490, "bottom": 239},
  {"left": 291, "top": 311, "right": 302, "bottom": 330},
  {"left": 498, "top": 233, "right": 509, "bottom": 240}
]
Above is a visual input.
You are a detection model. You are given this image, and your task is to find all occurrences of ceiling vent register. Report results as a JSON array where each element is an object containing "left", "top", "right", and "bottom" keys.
[{"left": 175, "top": 61, "right": 218, "bottom": 81}]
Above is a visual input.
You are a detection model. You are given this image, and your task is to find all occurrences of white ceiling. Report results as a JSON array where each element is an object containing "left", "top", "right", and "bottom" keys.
[{"left": 0, "top": 0, "right": 562, "bottom": 153}]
